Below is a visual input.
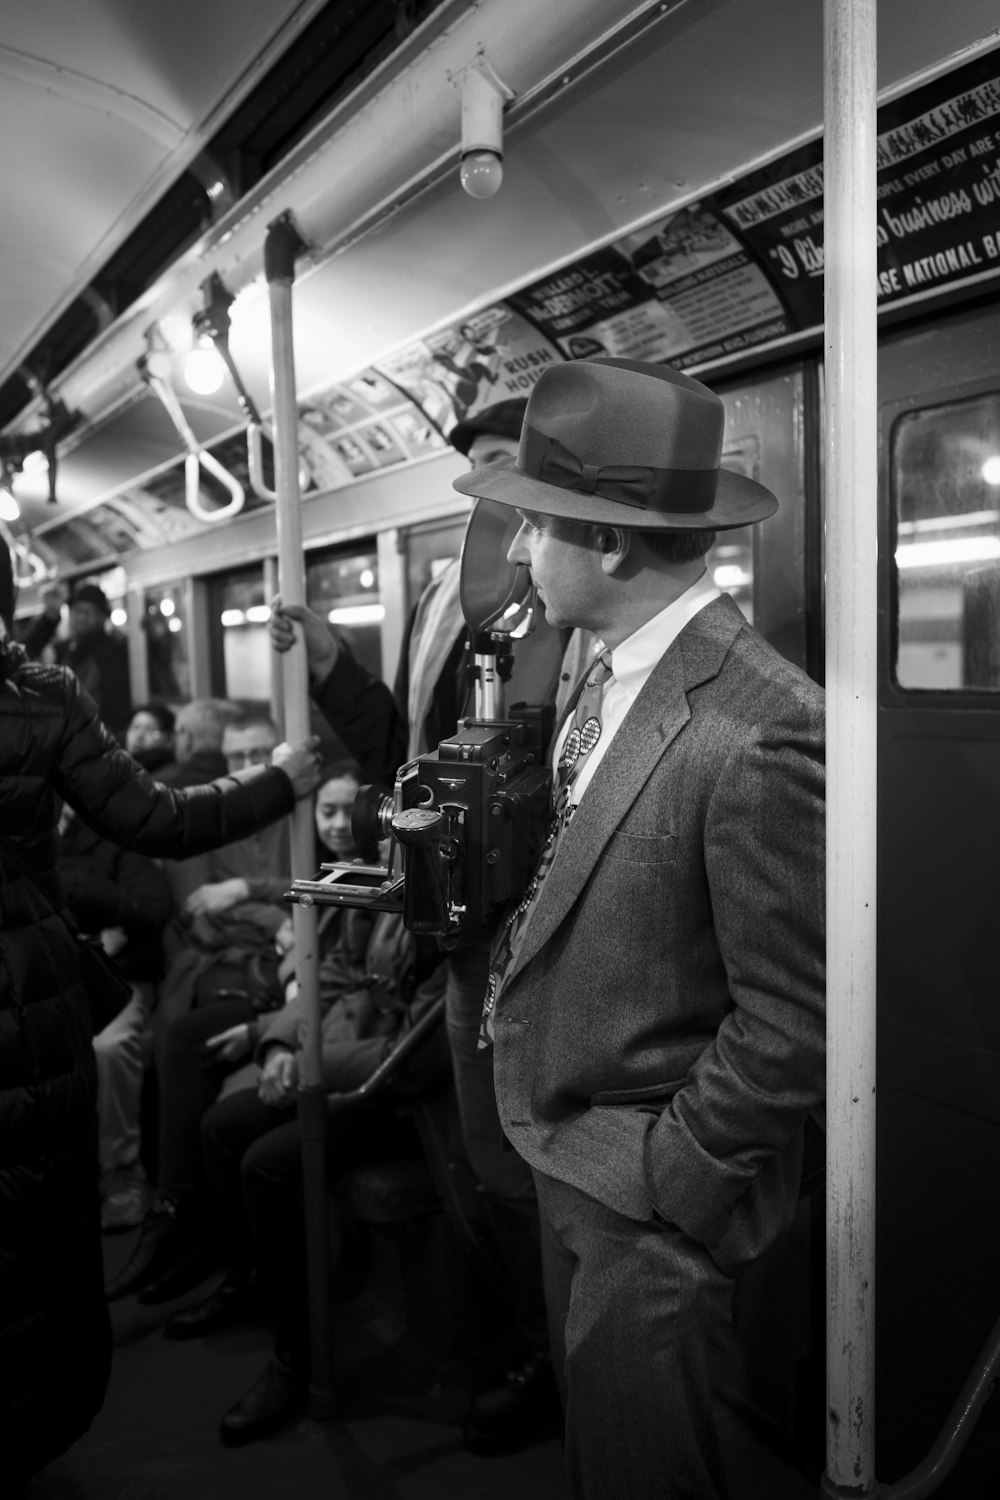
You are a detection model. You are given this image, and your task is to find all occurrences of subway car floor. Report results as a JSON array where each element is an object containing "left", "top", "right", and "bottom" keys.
[{"left": 22, "top": 1224, "right": 823, "bottom": 1499}]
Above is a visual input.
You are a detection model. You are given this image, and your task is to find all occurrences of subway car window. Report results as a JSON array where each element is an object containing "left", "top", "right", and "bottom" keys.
[
  {"left": 142, "top": 583, "right": 188, "bottom": 701},
  {"left": 404, "top": 516, "right": 470, "bottom": 615},
  {"left": 706, "top": 438, "right": 759, "bottom": 626},
  {"left": 214, "top": 566, "right": 270, "bottom": 704},
  {"left": 893, "top": 394, "right": 1000, "bottom": 691},
  {"left": 305, "top": 541, "right": 382, "bottom": 680}
]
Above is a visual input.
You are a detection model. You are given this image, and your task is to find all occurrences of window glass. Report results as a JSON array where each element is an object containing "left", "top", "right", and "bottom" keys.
[
  {"left": 893, "top": 395, "right": 1000, "bottom": 691},
  {"left": 143, "top": 583, "right": 188, "bottom": 701},
  {"left": 705, "top": 437, "right": 759, "bottom": 625},
  {"left": 216, "top": 567, "right": 270, "bottom": 704},
  {"left": 405, "top": 516, "right": 470, "bottom": 614},
  {"left": 305, "top": 541, "right": 382, "bottom": 681}
]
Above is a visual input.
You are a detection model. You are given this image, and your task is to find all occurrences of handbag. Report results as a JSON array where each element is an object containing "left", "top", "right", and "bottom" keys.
[
  {"left": 74, "top": 929, "right": 135, "bottom": 1033},
  {"left": 1, "top": 834, "right": 134, "bottom": 1034}
]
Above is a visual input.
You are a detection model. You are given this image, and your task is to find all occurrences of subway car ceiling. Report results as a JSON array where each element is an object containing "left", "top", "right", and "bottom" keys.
[{"left": 2, "top": 0, "right": 999, "bottom": 601}]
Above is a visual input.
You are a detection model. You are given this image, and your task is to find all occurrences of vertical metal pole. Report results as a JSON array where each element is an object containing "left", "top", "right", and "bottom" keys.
[
  {"left": 822, "top": 1, "right": 879, "bottom": 1495},
  {"left": 264, "top": 212, "right": 335, "bottom": 1419}
]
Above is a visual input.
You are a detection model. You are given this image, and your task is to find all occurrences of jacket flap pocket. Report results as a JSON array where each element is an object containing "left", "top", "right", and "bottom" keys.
[{"left": 591, "top": 1078, "right": 686, "bottom": 1106}]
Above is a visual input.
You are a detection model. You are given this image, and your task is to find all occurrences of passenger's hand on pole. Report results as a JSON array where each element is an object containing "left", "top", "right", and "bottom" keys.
[
  {"left": 269, "top": 593, "right": 340, "bottom": 683},
  {"left": 204, "top": 1024, "right": 252, "bottom": 1063},
  {"left": 258, "top": 1046, "right": 299, "bottom": 1106},
  {"left": 272, "top": 736, "right": 322, "bottom": 799}
]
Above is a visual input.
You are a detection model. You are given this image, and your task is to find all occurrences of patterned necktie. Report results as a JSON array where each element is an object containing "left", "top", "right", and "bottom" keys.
[{"left": 480, "top": 651, "right": 614, "bottom": 1045}]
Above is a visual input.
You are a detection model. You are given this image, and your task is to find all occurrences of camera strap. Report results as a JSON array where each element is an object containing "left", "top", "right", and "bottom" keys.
[{"left": 479, "top": 651, "right": 613, "bottom": 1046}]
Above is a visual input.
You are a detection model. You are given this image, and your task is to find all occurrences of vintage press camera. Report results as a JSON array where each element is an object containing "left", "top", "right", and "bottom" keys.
[{"left": 291, "top": 499, "right": 553, "bottom": 944}]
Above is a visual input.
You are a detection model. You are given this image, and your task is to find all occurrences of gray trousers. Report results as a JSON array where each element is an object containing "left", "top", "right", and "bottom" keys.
[
  {"left": 534, "top": 1170, "right": 735, "bottom": 1500},
  {"left": 446, "top": 945, "right": 549, "bottom": 1353}
]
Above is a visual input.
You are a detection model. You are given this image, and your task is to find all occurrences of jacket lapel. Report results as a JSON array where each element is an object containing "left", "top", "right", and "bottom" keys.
[{"left": 507, "top": 596, "right": 745, "bottom": 983}]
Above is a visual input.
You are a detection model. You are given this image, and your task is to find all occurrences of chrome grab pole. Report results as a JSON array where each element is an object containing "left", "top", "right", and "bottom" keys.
[
  {"left": 821, "top": 0, "right": 879, "bottom": 1495},
  {"left": 264, "top": 211, "right": 334, "bottom": 1418}
]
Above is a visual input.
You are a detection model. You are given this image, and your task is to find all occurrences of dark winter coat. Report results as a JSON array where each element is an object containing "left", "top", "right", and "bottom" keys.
[
  {"left": 56, "top": 813, "right": 174, "bottom": 984},
  {"left": 0, "top": 643, "right": 295, "bottom": 1491}
]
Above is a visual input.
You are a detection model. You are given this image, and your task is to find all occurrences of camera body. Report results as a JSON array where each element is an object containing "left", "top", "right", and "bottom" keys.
[
  {"left": 289, "top": 497, "right": 556, "bottom": 942},
  {"left": 292, "top": 698, "right": 553, "bottom": 943}
]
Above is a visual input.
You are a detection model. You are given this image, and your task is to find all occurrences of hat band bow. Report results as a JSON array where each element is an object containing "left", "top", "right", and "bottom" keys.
[{"left": 519, "top": 426, "right": 717, "bottom": 514}]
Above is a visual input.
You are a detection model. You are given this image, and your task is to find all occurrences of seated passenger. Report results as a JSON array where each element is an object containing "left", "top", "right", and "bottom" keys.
[
  {"left": 156, "top": 697, "right": 239, "bottom": 789},
  {"left": 172, "top": 906, "right": 449, "bottom": 1448},
  {"left": 105, "top": 761, "right": 372, "bottom": 1303},
  {"left": 56, "top": 802, "right": 174, "bottom": 1232},
  {"left": 124, "top": 701, "right": 177, "bottom": 775},
  {"left": 157, "top": 713, "right": 291, "bottom": 1019}
]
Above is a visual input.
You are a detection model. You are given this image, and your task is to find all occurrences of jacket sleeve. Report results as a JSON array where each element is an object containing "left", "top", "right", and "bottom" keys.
[
  {"left": 646, "top": 678, "right": 826, "bottom": 1245},
  {"left": 19, "top": 611, "right": 59, "bottom": 659},
  {"left": 311, "top": 645, "right": 407, "bottom": 787},
  {"left": 52, "top": 672, "right": 294, "bottom": 859}
]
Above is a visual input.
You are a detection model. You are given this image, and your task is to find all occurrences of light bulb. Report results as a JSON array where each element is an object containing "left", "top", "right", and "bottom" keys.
[
  {"left": 460, "top": 150, "right": 503, "bottom": 199},
  {"left": 0, "top": 487, "right": 19, "bottom": 521},
  {"left": 183, "top": 347, "right": 226, "bottom": 395},
  {"left": 981, "top": 455, "right": 1000, "bottom": 486}
]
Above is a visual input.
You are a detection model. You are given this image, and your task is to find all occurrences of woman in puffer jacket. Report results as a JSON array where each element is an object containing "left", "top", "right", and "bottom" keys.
[{"left": 0, "top": 539, "right": 321, "bottom": 1494}]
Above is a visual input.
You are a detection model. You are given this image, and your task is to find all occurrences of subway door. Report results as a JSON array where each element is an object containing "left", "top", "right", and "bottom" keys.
[
  {"left": 712, "top": 364, "right": 823, "bottom": 1458},
  {"left": 715, "top": 364, "right": 812, "bottom": 674},
  {"left": 876, "top": 303, "right": 1000, "bottom": 1496}
]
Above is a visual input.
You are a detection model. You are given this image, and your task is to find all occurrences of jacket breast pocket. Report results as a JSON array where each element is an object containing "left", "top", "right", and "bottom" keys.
[{"left": 603, "top": 830, "right": 677, "bottom": 866}]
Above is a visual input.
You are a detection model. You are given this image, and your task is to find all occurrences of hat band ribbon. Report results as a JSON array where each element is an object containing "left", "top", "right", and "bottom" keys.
[{"left": 519, "top": 426, "right": 717, "bottom": 513}]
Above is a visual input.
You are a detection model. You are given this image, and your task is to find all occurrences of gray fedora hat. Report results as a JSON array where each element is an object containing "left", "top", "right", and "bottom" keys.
[{"left": 452, "top": 357, "right": 777, "bottom": 530}]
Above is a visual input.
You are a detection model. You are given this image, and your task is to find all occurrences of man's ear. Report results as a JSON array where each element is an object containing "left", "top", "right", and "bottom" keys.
[{"left": 598, "top": 526, "right": 630, "bottom": 575}]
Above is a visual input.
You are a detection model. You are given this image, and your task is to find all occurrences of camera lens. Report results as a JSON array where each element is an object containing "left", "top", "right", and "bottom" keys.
[{"left": 351, "top": 783, "right": 393, "bottom": 848}]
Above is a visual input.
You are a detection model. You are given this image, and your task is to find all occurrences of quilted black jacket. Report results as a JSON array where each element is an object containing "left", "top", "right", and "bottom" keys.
[{"left": 0, "top": 643, "right": 294, "bottom": 1489}]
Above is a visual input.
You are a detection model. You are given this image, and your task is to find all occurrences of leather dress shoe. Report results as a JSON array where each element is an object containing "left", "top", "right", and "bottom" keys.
[
  {"left": 104, "top": 1195, "right": 187, "bottom": 1301},
  {"left": 163, "top": 1272, "right": 258, "bottom": 1339},
  {"left": 136, "top": 1237, "right": 221, "bottom": 1305},
  {"left": 219, "top": 1360, "right": 306, "bottom": 1446},
  {"left": 463, "top": 1353, "right": 562, "bottom": 1455}
]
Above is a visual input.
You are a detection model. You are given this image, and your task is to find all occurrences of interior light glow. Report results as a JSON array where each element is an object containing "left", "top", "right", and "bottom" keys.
[
  {"left": 326, "top": 604, "right": 386, "bottom": 626},
  {"left": 245, "top": 605, "right": 271, "bottom": 624},
  {"left": 21, "top": 450, "right": 48, "bottom": 476},
  {"left": 159, "top": 598, "right": 176, "bottom": 617},
  {"left": 168, "top": 617, "right": 183, "bottom": 633},
  {"left": 0, "top": 487, "right": 20, "bottom": 522},
  {"left": 359, "top": 568, "right": 375, "bottom": 589},
  {"left": 713, "top": 564, "right": 752, "bottom": 589},
  {"left": 220, "top": 608, "right": 246, "bottom": 627},
  {"left": 183, "top": 347, "right": 226, "bottom": 396},
  {"left": 110, "top": 608, "right": 127, "bottom": 627},
  {"left": 897, "top": 509, "right": 999, "bottom": 535},
  {"left": 895, "top": 535, "right": 1000, "bottom": 569},
  {"left": 981, "top": 456, "right": 1000, "bottom": 486},
  {"left": 460, "top": 150, "right": 504, "bottom": 199}
]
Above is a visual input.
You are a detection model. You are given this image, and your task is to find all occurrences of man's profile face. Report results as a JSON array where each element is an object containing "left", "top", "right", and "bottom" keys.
[
  {"left": 507, "top": 509, "right": 602, "bottom": 631},
  {"left": 223, "top": 721, "right": 277, "bottom": 772},
  {"left": 468, "top": 433, "right": 519, "bottom": 470}
]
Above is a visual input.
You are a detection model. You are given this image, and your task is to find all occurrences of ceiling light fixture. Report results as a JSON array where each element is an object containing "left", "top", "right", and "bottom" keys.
[{"left": 456, "top": 59, "right": 514, "bottom": 200}]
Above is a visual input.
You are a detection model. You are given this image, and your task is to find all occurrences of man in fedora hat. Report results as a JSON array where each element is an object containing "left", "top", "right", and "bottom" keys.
[{"left": 454, "top": 358, "right": 825, "bottom": 1499}]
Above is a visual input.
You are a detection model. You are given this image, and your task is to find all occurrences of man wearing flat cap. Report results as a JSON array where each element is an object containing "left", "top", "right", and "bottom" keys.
[
  {"left": 23, "top": 578, "right": 133, "bottom": 737},
  {"left": 455, "top": 358, "right": 825, "bottom": 1500}
]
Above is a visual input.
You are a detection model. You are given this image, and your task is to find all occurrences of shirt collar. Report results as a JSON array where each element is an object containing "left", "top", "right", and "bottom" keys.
[{"left": 602, "top": 570, "right": 721, "bottom": 699}]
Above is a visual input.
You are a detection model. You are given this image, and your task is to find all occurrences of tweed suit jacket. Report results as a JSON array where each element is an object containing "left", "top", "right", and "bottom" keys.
[{"left": 491, "top": 593, "right": 825, "bottom": 1273}]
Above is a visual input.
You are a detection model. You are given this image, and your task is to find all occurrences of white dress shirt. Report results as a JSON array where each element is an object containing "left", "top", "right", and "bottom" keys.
[{"left": 555, "top": 570, "right": 721, "bottom": 808}]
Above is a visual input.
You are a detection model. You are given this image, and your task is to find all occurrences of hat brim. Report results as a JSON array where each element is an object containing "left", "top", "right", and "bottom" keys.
[{"left": 453, "top": 459, "right": 777, "bottom": 530}]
